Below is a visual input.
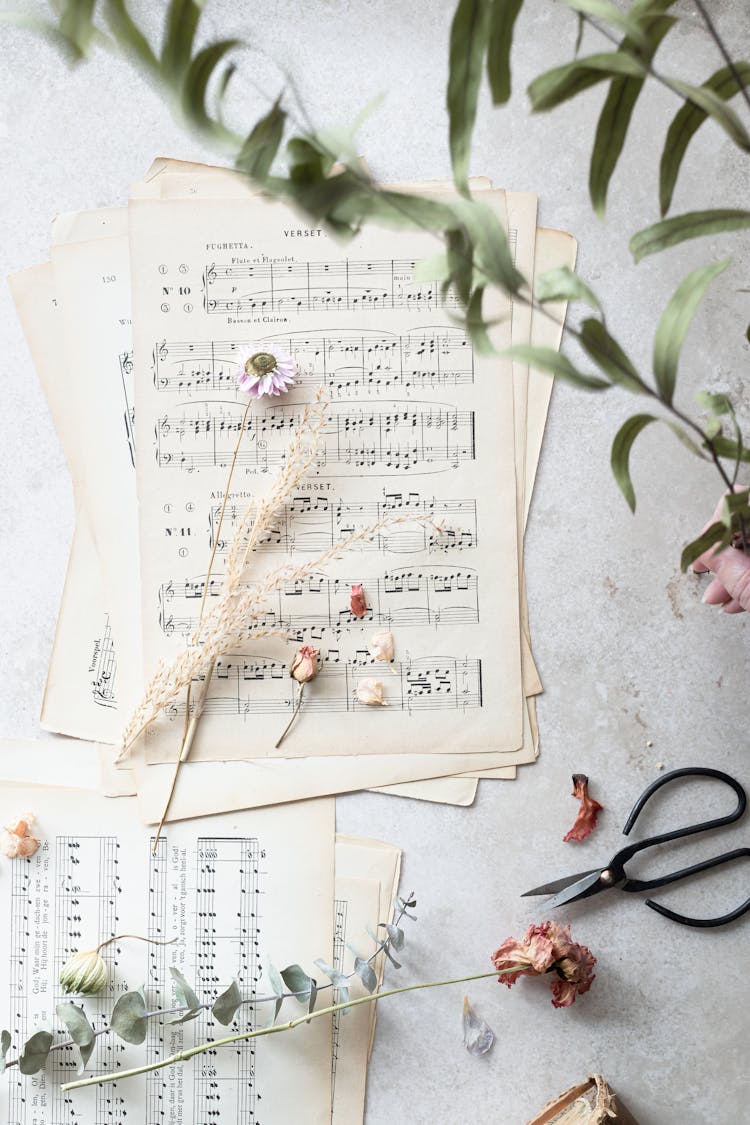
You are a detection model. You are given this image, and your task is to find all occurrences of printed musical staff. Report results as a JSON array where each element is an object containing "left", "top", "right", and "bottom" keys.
[
  {"left": 157, "top": 656, "right": 482, "bottom": 721},
  {"left": 158, "top": 567, "right": 480, "bottom": 642},
  {"left": 91, "top": 615, "right": 118, "bottom": 709},
  {"left": 155, "top": 402, "right": 475, "bottom": 475},
  {"left": 207, "top": 493, "right": 477, "bottom": 558},
  {"left": 330, "top": 897, "right": 348, "bottom": 1106},
  {"left": 146, "top": 838, "right": 168, "bottom": 1122},
  {"left": 202, "top": 258, "right": 462, "bottom": 316},
  {"left": 152, "top": 329, "right": 473, "bottom": 397},
  {"left": 118, "top": 350, "right": 136, "bottom": 469}
]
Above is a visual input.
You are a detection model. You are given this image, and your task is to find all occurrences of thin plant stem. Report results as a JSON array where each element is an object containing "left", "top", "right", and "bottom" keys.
[
  {"left": 693, "top": 0, "right": 750, "bottom": 117},
  {"left": 95, "top": 934, "right": 178, "bottom": 953},
  {"left": 274, "top": 683, "right": 305, "bottom": 749},
  {"left": 152, "top": 399, "right": 253, "bottom": 849},
  {"left": 61, "top": 968, "right": 509, "bottom": 1092}
]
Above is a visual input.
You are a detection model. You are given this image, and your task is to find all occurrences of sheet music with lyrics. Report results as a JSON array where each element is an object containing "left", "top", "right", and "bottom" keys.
[
  {"left": 0, "top": 785, "right": 335, "bottom": 1125},
  {"left": 129, "top": 191, "right": 522, "bottom": 761}
]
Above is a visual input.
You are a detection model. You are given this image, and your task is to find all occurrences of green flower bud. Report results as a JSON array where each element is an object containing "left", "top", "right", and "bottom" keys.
[{"left": 59, "top": 949, "right": 109, "bottom": 995}]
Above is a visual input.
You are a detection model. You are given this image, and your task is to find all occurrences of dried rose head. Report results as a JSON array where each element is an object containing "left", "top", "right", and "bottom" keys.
[
  {"left": 290, "top": 646, "right": 319, "bottom": 684},
  {"left": 236, "top": 344, "right": 296, "bottom": 399},
  {"left": 491, "top": 921, "right": 595, "bottom": 1008}
]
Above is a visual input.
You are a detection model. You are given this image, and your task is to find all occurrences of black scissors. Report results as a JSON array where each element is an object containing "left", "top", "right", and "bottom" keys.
[{"left": 522, "top": 767, "right": 750, "bottom": 928}]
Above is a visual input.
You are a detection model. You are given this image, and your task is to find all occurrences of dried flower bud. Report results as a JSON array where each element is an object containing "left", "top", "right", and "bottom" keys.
[
  {"left": 290, "top": 646, "right": 319, "bottom": 684},
  {"left": 355, "top": 678, "right": 387, "bottom": 706},
  {"left": 350, "top": 584, "right": 368, "bottom": 619},
  {"left": 563, "top": 774, "right": 604, "bottom": 843},
  {"left": 59, "top": 949, "right": 109, "bottom": 995},
  {"left": 368, "top": 629, "right": 394, "bottom": 663}
]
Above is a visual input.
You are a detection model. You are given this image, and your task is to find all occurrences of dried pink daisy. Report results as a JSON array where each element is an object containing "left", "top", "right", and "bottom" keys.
[{"left": 236, "top": 344, "right": 296, "bottom": 399}]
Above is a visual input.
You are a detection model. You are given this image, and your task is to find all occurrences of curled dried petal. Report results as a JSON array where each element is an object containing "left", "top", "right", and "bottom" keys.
[
  {"left": 563, "top": 774, "right": 603, "bottom": 843},
  {"left": 368, "top": 629, "right": 394, "bottom": 662},
  {"left": 350, "top": 584, "right": 368, "bottom": 619},
  {"left": 355, "top": 677, "right": 386, "bottom": 706}
]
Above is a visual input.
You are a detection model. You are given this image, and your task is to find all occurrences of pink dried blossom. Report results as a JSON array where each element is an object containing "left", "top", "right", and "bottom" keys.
[
  {"left": 1, "top": 830, "right": 39, "bottom": 859},
  {"left": 350, "top": 584, "right": 368, "bottom": 619},
  {"left": 236, "top": 344, "right": 296, "bottom": 399},
  {"left": 355, "top": 678, "right": 387, "bottom": 706},
  {"left": 491, "top": 921, "right": 595, "bottom": 1008},
  {"left": 563, "top": 774, "right": 604, "bottom": 843},
  {"left": 290, "top": 646, "right": 319, "bottom": 684}
]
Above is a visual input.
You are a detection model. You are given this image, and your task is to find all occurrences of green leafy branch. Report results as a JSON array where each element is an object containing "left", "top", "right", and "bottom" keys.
[
  {"left": 7, "top": 0, "right": 749, "bottom": 566},
  {"left": 1, "top": 893, "right": 417, "bottom": 1080}
]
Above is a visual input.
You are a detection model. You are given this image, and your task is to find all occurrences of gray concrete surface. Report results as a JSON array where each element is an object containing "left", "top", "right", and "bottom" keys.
[{"left": 1, "top": 2, "right": 749, "bottom": 1122}]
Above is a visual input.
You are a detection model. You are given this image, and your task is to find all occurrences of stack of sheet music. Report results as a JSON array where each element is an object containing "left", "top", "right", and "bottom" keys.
[{"left": 4, "top": 158, "right": 574, "bottom": 1120}]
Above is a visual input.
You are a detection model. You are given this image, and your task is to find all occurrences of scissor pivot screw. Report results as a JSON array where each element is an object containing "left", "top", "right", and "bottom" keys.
[{"left": 600, "top": 870, "right": 615, "bottom": 886}]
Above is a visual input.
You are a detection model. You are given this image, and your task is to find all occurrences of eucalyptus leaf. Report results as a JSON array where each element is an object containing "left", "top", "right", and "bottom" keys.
[
  {"left": 267, "top": 962, "right": 285, "bottom": 1020},
  {"left": 19, "top": 1030, "right": 54, "bottom": 1076},
  {"left": 631, "top": 209, "right": 750, "bottom": 263},
  {"left": 110, "top": 991, "right": 148, "bottom": 1045},
  {"left": 383, "top": 923, "right": 405, "bottom": 951},
  {"left": 451, "top": 199, "right": 523, "bottom": 294},
  {"left": 212, "top": 980, "right": 242, "bottom": 1026},
  {"left": 462, "top": 996, "right": 495, "bottom": 1056},
  {"left": 380, "top": 944, "right": 402, "bottom": 970},
  {"left": 486, "top": 0, "right": 523, "bottom": 105},
  {"left": 170, "top": 966, "right": 200, "bottom": 1010},
  {"left": 56, "top": 1001, "right": 95, "bottom": 1075},
  {"left": 527, "top": 52, "right": 645, "bottom": 113},
  {"left": 447, "top": 0, "right": 491, "bottom": 195},
  {"left": 588, "top": 14, "right": 673, "bottom": 217},
  {"left": 313, "top": 959, "right": 350, "bottom": 1006},
  {"left": 534, "top": 265, "right": 600, "bottom": 310},
  {"left": 669, "top": 79, "right": 750, "bottom": 154},
  {"left": 660, "top": 62, "right": 750, "bottom": 215},
  {"left": 652, "top": 260, "right": 729, "bottom": 405},
  {"left": 353, "top": 955, "right": 378, "bottom": 994},
  {"left": 610, "top": 413, "right": 657, "bottom": 511},
  {"left": 579, "top": 319, "right": 646, "bottom": 393},
  {"left": 0, "top": 1030, "right": 11, "bottom": 1075},
  {"left": 280, "top": 964, "right": 314, "bottom": 1008},
  {"left": 505, "top": 345, "right": 610, "bottom": 390},
  {"left": 681, "top": 521, "right": 729, "bottom": 573}
]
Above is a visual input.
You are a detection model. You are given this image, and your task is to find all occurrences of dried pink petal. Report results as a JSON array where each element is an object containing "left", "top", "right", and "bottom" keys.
[
  {"left": 355, "top": 678, "right": 387, "bottom": 706},
  {"left": 5, "top": 813, "right": 36, "bottom": 838},
  {"left": 491, "top": 924, "right": 555, "bottom": 987},
  {"left": 350, "top": 584, "right": 368, "bottom": 619},
  {"left": 563, "top": 773, "right": 603, "bottom": 842},
  {"left": 492, "top": 921, "right": 595, "bottom": 1008},
  {"left": 368, "top": 629, "right": 394, "bottom": 663},
  {"left": 15, "top": 835, "right": 40, "bottom": 859},
  {"left": 0, "top": 832, "right": 21, "bottom": 859}
]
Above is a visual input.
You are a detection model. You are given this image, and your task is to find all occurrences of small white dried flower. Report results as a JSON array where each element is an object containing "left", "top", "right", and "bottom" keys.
[
  {"left": 368, "top": 629, "right": 394, "bottom": 663},
  {"left": 59, "top": 949, "right": 109, "bottom": 995}
]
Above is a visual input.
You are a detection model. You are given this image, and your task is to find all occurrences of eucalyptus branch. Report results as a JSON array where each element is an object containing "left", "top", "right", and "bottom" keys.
[
  {"left": 2, "top": 895, "right": 414, "bottom": 1074},
  {"left": 61, "top": 969, "right": 507, "bottom": 1092}
]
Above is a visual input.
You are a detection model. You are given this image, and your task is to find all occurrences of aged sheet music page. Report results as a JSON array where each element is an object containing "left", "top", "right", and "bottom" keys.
[
  {"left": 0, "top": 783, "right": 335, "bottom": 1124},
  {"left": 129, "top": 189, "right": 522, "bottom": 761}
]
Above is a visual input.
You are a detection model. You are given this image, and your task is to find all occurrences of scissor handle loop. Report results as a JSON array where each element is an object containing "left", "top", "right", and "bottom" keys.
[
  {"left": 643, "top": 848, "right": 750, "bottom": 928},
  {"left": 612, "top": 766, "right": 746, "bottom": 872}
]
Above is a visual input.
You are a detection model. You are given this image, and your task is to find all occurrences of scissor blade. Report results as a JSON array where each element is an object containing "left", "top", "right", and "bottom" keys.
[
  {"left": 545, "top": 869, "right": 606, "bottom": 910},
  {"left": 522, "top": 868, "right": 602, "bottom": 898}
]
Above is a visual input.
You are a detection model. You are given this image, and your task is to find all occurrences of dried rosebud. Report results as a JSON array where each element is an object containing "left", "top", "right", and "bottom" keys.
[
  {"left": 368, "top": 629, "right": 394, "bottom": 663},
  {"left": 290, "top": 646, "right": 319, "bottom": 684},
  {"left": 563, "top": 774, "right": 604, "bottom": 843},
  {"left": 491, "top": 921, "right": 595, "bottom": 1008},
  {"left": 0, "top": 831, "right": 40, "bottom": 859},
  {"left": 355, "top": 678, "right": 387, "bottom": 706},
  {"left": 59, "top": 949, "right": 109, "bottom": 995},
  {"left": 350, "top": 584, "right": 368, "bottom": 619}
]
